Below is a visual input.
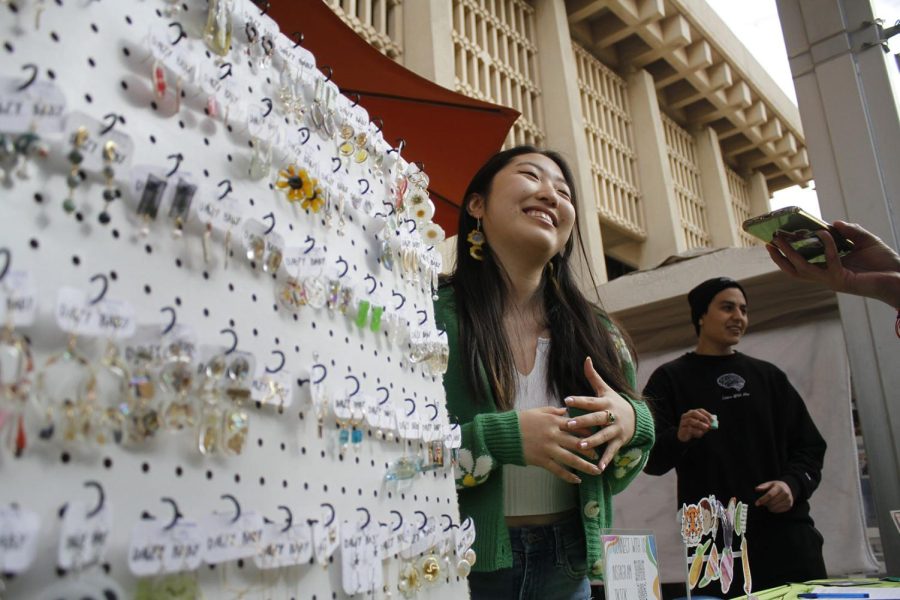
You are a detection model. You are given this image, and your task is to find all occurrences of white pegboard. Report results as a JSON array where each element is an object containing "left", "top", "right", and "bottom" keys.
[{"left": 0, "top": 0, "right": 467, "bottom": 598}]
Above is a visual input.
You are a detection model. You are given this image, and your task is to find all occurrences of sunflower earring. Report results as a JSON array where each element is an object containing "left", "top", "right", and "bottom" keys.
[{"left": 466, "top": 219, "right": 485, "bottom": 261}]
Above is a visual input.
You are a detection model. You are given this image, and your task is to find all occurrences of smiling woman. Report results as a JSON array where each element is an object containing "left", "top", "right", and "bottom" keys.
[{"left": 434, "top": 146, "right": 656, "bottom": 599}]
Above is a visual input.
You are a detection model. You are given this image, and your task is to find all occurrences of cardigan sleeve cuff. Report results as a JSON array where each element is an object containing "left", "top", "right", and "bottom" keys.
[
  {"left": 474, "top": 410, "right": 526, "bottom": 467},
  {"left": 624, "top": 396, "right": 655, "bottom": 450}
]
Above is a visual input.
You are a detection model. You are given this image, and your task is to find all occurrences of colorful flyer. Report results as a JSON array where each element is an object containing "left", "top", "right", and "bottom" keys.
[{"left": 601, "top": 530, "right": 663, "bottom": 600}]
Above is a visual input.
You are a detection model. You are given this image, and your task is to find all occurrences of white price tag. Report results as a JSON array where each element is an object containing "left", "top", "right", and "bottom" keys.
[
  {"left": 399, "top": 522, "right": 428, "bottom": 559},
  {"left": 162, "top": 522, "right": 204, "bottom": 574},
  {"left": 377, "top": 523, "right": 397, "bottom": 561},
  {"left": 445, "top": 422, "right": 462, "bottom": 450},
  {"left": 256, "top": 521, "right": 312, "bottom": 569},
  {"left": 127, "top": 520, "right": 167, "bottom": 576},
  {"left": 57, "top": 501, "right": 112, "bottom": 570},
  {"left": 311, "top": 518, "right": 340, "bottom": 566},
  {"left": 0, "top": 270, "right": 37, "bottom": 327},
  {"left": 379, "top": 401, "right": 397, "bottom": 435},
  {"left": 340, "top": 522, "right": 380, "bottom": 594},
  {"left": 0, "top": 505, "right": 40, "bottom": 574},
  {"left": 201, "top": 511, "right": 265, "bottom": 564},
  {"left": 363, "top": 394, "right": 380, "bottom": 429},
  {"left": 455, "top": 518, "right": 476, "bottom": 557},
  {"left": 332, "top": 395, "right": 352, "bottom": 421},
  {"left": 247, "top": 103, "right": 281, "bottom": 143},
  {"left": 396, "top": 400, "right": 422, "bottom": 440},
  {"left": 0, "top": 77, "right": 66, "bottom": 134},
  {"left": 55, "top": 287, "right": 136, "bottom": 339},
  {"left": 283, "top": 244, "right": 326, "bottom": 278},
  {"left": 167, "top": 42, "right": 199, "bottom": 83},
  {"left": 146, "top": 25, "right": 175, "bottom": 64},
  {"left": 250, "top": 371, "right": 294, "bottom": 408}
]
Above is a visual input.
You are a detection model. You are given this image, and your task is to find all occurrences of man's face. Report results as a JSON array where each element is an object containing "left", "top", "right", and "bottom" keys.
[{"left": 698, "top": 288, "right": 748, "bottom": 349}]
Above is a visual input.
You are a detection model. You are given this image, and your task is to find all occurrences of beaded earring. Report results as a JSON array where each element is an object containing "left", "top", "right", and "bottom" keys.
[
  {"left": 63, "top": 127, "right": 89, "bottom": 214},
  {"left": 98, "top": 141, "right": 120, "bottom": 225}
]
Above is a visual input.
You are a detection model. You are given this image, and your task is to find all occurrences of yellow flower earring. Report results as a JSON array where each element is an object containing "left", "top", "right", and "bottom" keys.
[
  {"left": 275, "top": 165, "right": 316, "bottom": 204},
  {"left": 466, "top": 219, "right": 485, "bottom": 261},
  {"left": 302, "top": 183, "right": 326, "bottom": 213}
]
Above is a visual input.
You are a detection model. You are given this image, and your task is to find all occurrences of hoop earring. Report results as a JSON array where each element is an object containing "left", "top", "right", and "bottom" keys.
[{"left": 466, "top": 219, "right": 485, "bottom": 261}]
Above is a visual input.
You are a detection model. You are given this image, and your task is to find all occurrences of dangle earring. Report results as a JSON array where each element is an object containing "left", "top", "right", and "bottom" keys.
[
  {"left": 152, "top": 60, "right": 167, "bottom": 100},
  {"left": 136, "top": 174, "right": 167, "bottom": 236},
  {"left": 14, "top": 129, "right": 48, "bottom": 179},
  {"left": 221, "top": 355, "right": 251, "bottom": 456},
  {"left": 263, "top": 244, "right": 283, "bottom": 274},
  {"left": 168, "top": 179, "right": 197, "bottom": 237},
  {"left": 63, "top": 127, "right": 89, "bottom": 214},
  {"left": 98, "top": 141, "right": 120, "bottom": 225},
  {"left": 0, "top": 321, "right": 34, "bottom": 457},
  {"left": 466, "top": 219, "right": 485, "bottom": 261},
  {"left": 248, "top": 138, "right": 272, "bottom": 180},
  {"left": 203, "top": 0, "right": 233, "bottom": 56}
]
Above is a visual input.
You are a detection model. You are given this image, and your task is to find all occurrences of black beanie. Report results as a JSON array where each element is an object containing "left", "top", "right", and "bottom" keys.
[{"left": 688, "top": 277, "right": 746, "bottom": 336}]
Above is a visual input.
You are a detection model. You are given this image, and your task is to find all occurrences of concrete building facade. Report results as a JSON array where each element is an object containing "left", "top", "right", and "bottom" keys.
[{"left": 322, "top": 0, "right": 811, "bottom": 281}]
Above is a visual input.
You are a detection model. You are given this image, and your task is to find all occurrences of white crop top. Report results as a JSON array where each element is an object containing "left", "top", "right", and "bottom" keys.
[{"left": 503, "top": 338, "right": 578, "bottom": 517}]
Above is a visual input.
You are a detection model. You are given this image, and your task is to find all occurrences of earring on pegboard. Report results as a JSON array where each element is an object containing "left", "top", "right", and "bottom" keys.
[
  {"left": 168, "top": 179, "right": 197, "bottom": 238},
  {"left": 98, "top": 141, "right": 121, "bottom": 225},
  {"left": 62, "top": 127, "right": 89, "bottom": 214},
  {"left": 136, "top": 174, "right": 167, "bottom": 236},
  {"left": 221, "top": 355, "right": 251, "bottom": 456}
]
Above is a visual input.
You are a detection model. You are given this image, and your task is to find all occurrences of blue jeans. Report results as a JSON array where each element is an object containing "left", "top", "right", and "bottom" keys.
[{"left": 468, "top": 514, "right": 592, "bottom": 600}]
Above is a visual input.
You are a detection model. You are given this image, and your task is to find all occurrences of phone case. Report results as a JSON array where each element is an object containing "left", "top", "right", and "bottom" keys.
[{"left": 742, "top": 206, "right": 853, "bottom": 263}]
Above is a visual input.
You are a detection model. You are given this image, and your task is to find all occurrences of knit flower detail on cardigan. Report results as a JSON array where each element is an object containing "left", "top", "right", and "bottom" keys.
[
  {"left": 456, "top": 448, "right": 493, "bottom": 488},
  {"left": 612, "top": 447, "right": 643, "bottom": 479}
]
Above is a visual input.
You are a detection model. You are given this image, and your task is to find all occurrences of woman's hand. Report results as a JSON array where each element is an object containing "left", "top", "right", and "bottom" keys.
[
  {"left": 519, "top": 406, "right": 602, "bottom": 484},
  {"left": 563, "top": 357, "right": 637, "bottom": 472}
]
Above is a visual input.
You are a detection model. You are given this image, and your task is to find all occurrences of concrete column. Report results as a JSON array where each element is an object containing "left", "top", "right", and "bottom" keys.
[
  {"left": 778, "top": 0, "right": 900, "bottom": 572},
  {"left": 694, "top": 126, "right": 740, "bottom": 247},
  {"left": 748, "top": 171, "right": 771, "bottom": 218},
  {"left": 402, "top": 0, "right": 455, "bottom": 88},
  {"left": 533, "top": 0, "right": 608, "bottom": 287},
  {"left": 626, "top": 68, "right": 685, "bottom": 267}
]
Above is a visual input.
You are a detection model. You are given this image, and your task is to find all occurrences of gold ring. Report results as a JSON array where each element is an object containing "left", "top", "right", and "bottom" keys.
[{"left": 607, "top": 410, "right": 617, "bottom": 425}]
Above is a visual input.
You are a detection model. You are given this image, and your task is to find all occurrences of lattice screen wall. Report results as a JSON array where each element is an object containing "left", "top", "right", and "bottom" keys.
[
  {"left": 573, "top": 43, "right": 645, "bottom": 240},
  {"left": 452, "top": 0, "right": 544, "bottom": 148},
  {"left": 726, "top": 167, "right": 758, "bottom": 248},
  {"left": 325, "top": 0, "right": 403, "bottom": 59},
  {"left": 662, "top": 114, "right": 710, "bottom": 249}
]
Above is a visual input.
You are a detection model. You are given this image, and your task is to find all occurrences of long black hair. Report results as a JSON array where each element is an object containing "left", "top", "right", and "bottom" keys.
[{"left": 445, "top": 145, "right": 640, "bottom": 410}]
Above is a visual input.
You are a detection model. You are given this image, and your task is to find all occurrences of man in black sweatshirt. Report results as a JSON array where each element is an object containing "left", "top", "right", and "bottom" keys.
[{"left": 644, "top": 277, "right": 827, "bottom": 596}]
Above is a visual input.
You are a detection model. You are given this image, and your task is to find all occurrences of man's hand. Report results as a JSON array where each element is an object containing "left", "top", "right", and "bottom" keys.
[
  {"left": 755, "top": 480, "right": 794, "bottom": 513},
  {"left": 677, "top": 408, "right": 714, "bottom": 443}
]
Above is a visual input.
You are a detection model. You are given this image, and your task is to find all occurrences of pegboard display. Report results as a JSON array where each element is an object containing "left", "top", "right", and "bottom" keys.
[{"left": 0, "top": 1, "right": 473, "bottom": 598}]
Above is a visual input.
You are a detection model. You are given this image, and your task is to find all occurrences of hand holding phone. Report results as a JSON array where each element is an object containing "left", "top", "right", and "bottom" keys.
[
  {"left": 764, "top": 218, "right": 900, "bottom": 310},
  {"left": 742, "top": 206, "right": 854, "bottom": 263}
]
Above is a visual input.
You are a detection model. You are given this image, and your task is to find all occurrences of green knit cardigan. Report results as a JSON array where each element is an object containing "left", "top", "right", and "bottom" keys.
[{"left": 435, "top": 286, "right": 655, "bottom": 577}]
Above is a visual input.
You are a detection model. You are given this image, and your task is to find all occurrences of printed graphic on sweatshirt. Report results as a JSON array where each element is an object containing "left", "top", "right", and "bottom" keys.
[{"left": 716, "top": 373, "right": 749, "bottom": 400}]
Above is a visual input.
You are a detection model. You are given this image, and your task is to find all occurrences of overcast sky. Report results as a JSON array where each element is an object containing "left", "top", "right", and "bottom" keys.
[{"left": 706, "top": 0, "right": 900, "bottom": 218}]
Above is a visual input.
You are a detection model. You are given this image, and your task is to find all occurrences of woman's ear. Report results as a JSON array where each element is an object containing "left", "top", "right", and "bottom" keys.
[{"left": 466, "top": 194, "right": 485, "bottom": 220}]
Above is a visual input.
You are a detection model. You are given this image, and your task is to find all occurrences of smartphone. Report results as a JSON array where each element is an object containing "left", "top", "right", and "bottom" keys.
[{"left": 742, "top": 206, "right": 854, "bottom": 263}]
